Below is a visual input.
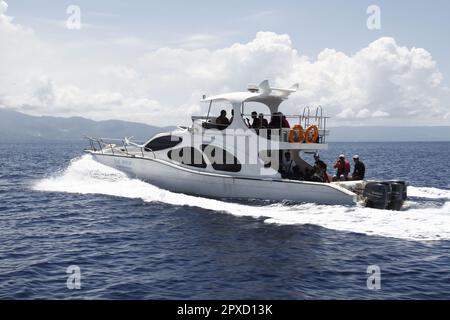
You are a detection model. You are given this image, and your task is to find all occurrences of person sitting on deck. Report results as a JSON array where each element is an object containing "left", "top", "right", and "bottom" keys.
[
  {"left": 215, "top": 109, "right": 230, "bottom": 129},
  {"left": 229, "top": 109, "right": 234, "bottom": 124},
  {"left": 350, "top": 155, "right": 365, "bottom": 180},
  {"left": 313, "top": 153, "right": 329, "bottom": 182},
  {"left": 280, "top": 152, "right": 299, "bottom": 180},
  {"left": 333, "top": 154, "right": 351, "bottom": 181}
]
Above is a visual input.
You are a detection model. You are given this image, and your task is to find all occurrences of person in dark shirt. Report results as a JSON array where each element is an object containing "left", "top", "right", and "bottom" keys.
[
  {"left": 247, "top": 111, "right": 259, "bottom": 128},
  {"left": 215, "top": 109, "right": 230, "bottom": 128},
  {"left": 313, "top": 153, "right": 329, "bottom": 182},
  {"left": 269, "top": 112, "right": 282, "bottom": 129},
  {"left": 258, "top": 113, "right": 269, "bottom": 128},
  {"left": 351, "top": 155, "right": 365, "bottom": 180}
]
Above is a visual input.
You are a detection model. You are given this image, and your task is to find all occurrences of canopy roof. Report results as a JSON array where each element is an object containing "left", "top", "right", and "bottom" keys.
[{"left": 201, "top": 80, "right": 299, "bottom": 113}]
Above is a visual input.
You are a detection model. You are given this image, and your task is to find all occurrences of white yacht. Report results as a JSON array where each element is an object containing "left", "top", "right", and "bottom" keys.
[{"left": 85, "top": 80, "right": 407, "bottom": 210}]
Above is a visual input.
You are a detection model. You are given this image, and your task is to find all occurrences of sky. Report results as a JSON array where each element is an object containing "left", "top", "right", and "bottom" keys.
[{"left": 1, "top": 0, "right": 450, "bottom": 127}]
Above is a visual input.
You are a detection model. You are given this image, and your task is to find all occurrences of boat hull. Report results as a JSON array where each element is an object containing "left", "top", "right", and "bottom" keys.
[{"left": 90, "top": 152, "right": 357, "bottom": 206}]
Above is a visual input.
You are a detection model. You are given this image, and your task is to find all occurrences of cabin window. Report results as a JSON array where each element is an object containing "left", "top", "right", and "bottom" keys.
[
  {"left": 201, "top": 144, "right": 241, "bottom": 172},
  {"left": 202, "top": 101, "right": 234, "bottom": 130},
  {"left": 145, "top": 135, "right": 182, "bottom": 151},
  {"left": 167, "top": 147, "right": 207, "bottom": 168}
]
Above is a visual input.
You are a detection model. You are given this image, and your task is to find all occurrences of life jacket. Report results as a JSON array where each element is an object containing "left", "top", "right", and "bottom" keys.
[
  {"left": 335, "top": 160, "right": 350, "bottom": 174},
  {"left": 344, "top": 160, "right": 350, "bottom": 172}
]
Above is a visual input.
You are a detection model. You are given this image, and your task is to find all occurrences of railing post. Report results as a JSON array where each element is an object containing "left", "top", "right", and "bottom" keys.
[{"left": 121, "top": 140, "right": 127, "bottom": 154}]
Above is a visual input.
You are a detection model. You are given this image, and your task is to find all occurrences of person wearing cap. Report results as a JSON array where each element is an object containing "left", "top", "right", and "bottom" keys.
[
  {"left": 351, "top": 155, "right": 365, "bottom": 180},
  {"left": 313, "top": 154, "right": 329, "bottom": 182},
  {"left": 333, "top": 154, "right": 351, "bottom": 181}
]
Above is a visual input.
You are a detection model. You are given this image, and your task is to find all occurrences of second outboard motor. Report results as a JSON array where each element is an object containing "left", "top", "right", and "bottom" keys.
[
  {"left": 387, "top": 181, "right": 407, "bottom": 211},
  {"left": 363, "top": 182, "right": 391, "bottom": 209}
]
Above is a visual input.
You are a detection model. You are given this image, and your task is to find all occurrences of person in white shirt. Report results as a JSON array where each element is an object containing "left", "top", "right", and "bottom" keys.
[{"left": 280, "top": 152, "right": 297, "bottom": 179}]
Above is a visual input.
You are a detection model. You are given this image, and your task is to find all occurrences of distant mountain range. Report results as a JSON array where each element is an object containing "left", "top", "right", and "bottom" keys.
[
  {"left": 0, "top": 108, "right": 449, "bottom": 142},
  {"left": 0, "top": 108, "right": 174, "bottom": 143}
]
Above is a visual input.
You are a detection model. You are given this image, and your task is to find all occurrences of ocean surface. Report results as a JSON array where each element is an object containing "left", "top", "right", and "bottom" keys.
[{"left": 0, "top": 141, "right": 449, "bottom": 299}]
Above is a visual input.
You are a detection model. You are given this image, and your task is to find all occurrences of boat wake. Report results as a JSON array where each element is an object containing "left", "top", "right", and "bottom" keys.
[{"left": 33, "top": 155, "right": 450, "bottom": 242}]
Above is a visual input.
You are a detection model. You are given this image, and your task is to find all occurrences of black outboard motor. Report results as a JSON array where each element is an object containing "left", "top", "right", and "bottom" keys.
[
  {"left": 363, "top": 182, "right": 391, "bottom": 209},
  {"left": 387, "top": 181, "right": 407, "bottom": 211},
  {"left": 363, "top": 181, "right": 407, "bottom": 211}
]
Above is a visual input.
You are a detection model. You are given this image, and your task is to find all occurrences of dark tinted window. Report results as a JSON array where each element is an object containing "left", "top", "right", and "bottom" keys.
[
  {"left": 201, "top": 144, "right": 241, "bottom": 172},
  {"left": 167, "top": 147, "right": 206, "bottom": 168},
  {"left": 145, "top": 135, "right": 182, "bottom": 151}
]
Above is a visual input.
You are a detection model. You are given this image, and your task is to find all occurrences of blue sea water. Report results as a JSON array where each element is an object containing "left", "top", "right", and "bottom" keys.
[{"left": 0, "top": 141, "right": 449, "bottom": 299}]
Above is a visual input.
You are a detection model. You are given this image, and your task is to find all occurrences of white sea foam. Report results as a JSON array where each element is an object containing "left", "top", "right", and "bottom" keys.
[
  {"left": 34, "top": 155, "right": 450, "bottom": 242},
  {"left": 408, "top": 186, "right": 450, "bottom": 199}
]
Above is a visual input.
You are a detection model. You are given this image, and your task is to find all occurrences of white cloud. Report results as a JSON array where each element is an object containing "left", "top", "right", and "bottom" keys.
[
  {"left": 98, "top": 66, "right": 139, "bottom": 81},
  {"left": 283, "top": 37, "right": 449, "bottom": 125},
  {"left": 336, "top": 108, "right": 355, "bottom": 119},
  {"left": 356, "top": 109, "right": 372, "bottom": 119},
  {"left": 372, "top": 110, "right": 390, "bottom": 118},
  {"left": 337, "top": 108, "right": 391, "bottom": 120},
  {"left": 0, "top": 1, "right": 449, "bottom": 127}
]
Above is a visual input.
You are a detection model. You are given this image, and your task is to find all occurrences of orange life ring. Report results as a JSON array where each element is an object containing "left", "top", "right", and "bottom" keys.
[
  {"left": 305, "top": 125, "right": 319, "bottom": 143},
  {"left": 288, "top": 124, "right": 304, "bottom": 143}
]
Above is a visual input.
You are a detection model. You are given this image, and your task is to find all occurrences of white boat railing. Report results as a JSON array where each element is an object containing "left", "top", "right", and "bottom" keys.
[
  {"left": 193, "top": 106, "right": 329, "bottom": 143},
  {"left": 84, "top": 136, "right": 156, "bottom": 159},
  {"left": 241, "top": 107, "right": 329, "bottom": 143}
]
